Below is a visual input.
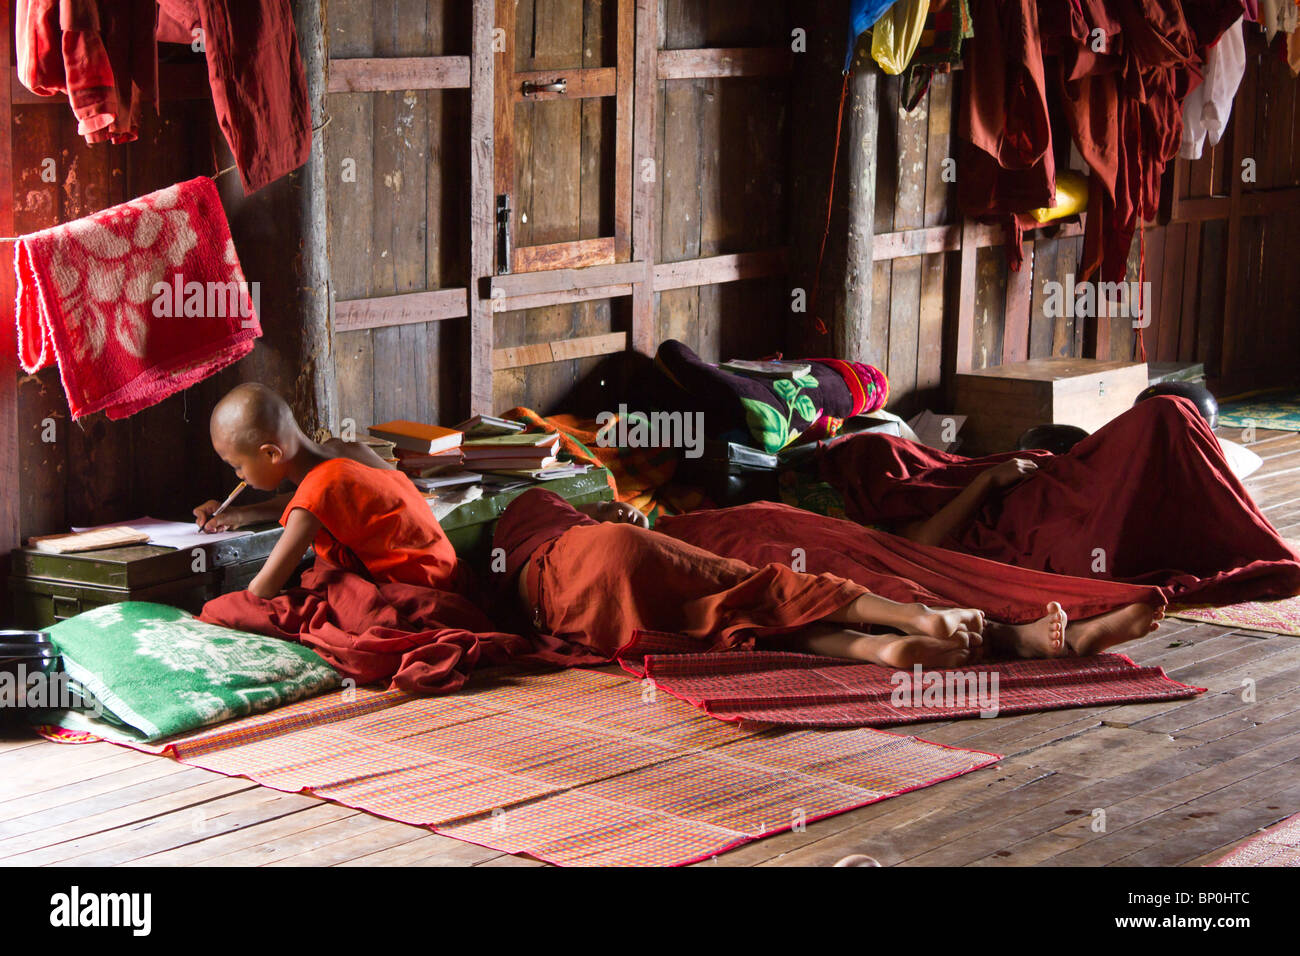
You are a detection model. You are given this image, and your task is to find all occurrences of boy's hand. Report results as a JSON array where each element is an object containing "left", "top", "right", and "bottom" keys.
[
  {"left": 193, "top": 500, "right": 250, "bottom": 532},
  {"left": 587, "top": 500, "right": 650, "bottom": 529},
  {"left": 983, "top": 458, "right": 1039, "bottom": 490}
]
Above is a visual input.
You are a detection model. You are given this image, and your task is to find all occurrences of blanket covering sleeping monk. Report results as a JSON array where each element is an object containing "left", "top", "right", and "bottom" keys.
[
  {"left": 814, "top": 396, "right": 1300, "bottom": 607},
  {"left": 495, "top": 488, "right": 1164, "bottom": 666}
]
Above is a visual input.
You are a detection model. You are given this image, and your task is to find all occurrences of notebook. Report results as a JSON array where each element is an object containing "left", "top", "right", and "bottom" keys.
[
  {"left": 29, "top": 527, "right": 151, "bottom": 554},
  {"left": 71, "top": 518, "right": 253, "bottom": 551}
]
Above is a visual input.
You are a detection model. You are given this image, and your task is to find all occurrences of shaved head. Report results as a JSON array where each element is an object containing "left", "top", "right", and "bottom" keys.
[{"left": 210, "top": 383, "right": 298, "bottom": 453}]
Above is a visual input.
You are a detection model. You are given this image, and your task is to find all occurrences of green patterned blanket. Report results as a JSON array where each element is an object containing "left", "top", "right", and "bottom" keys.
[{"left": 35, "top": 602, "right": 340, "bottom": 743}]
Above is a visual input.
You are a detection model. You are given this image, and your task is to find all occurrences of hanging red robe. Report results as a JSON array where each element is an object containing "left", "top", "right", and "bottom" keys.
[{"left": 816, "top": 396, "right": 1300, "bottom": 606}]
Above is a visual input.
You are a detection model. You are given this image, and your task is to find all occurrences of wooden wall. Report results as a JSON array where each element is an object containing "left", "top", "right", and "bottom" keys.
[
  {"left": 654, "top": 0, "right": 791, "bottom": 367},
  {"left": 325, "top": 0, "right": 796, "bottom": 423},
  {"left": 326, "top": 0, "right": 471, "bottom": 432}
]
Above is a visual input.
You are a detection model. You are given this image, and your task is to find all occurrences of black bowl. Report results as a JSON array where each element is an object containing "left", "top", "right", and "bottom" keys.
[
  {"left": 1017, "top": 424, "right": 1090, "bottom": 454},
  {"left": 1135, "top": 382, "right": 1219, "bottom": 429}
]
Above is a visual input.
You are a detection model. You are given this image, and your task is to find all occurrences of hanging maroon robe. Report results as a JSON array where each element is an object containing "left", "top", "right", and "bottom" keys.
[{"left": 817, "top": 396, "right": 1300, "bottom": 605}]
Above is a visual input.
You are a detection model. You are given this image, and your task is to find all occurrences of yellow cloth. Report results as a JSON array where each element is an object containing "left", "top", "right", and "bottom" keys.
[
  {"left": 1029, "top": 169, "right": 1090, "bottom": 223},
  {"left": 871, "top": 0, "right": 931, "bottom": 76}
]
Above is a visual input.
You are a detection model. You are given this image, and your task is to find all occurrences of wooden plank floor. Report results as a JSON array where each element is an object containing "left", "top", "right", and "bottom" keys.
[{"left": 2, "top": 426, "right": 1298, "bottom": 867}]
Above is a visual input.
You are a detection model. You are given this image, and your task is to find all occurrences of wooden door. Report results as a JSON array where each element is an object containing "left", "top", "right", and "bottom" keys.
[{"left": 492, "top": 0, "right": 634, "bottom": 275}]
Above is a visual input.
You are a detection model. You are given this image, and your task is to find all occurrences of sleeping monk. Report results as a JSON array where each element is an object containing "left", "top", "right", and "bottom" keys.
[
  {"left": 492, "top": 488, "right": 1164, "bottom": 671},
  {"left": 813, "top": 395, "right": 1300, "bottom": 606}
]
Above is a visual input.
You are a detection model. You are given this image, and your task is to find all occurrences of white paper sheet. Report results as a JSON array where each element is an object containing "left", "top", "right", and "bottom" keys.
[{"left": 72, "top": 517, "right": 254, "bottom": 550}]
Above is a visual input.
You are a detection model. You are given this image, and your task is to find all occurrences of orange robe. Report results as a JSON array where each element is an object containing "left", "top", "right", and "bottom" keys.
[
  {"left": 493, "top": 489, "right": 868, "bottom": 664},
  {"left": 282, "top": 457, "right": 460, "bottom": 590}
]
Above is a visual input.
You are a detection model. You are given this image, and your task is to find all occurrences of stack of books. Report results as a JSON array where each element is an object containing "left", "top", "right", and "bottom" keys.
[
  {"left": 455, "top": 414, "right": 526, "bottom": 438},
  {"left": 370, "top": 417, "right": 592, "bottom": 485},
  {"left": 461, "top": 433, "right": 561, "bottom": 474},
  {"left": 369, "top": 420, "right": 465, "bottom": 477}
]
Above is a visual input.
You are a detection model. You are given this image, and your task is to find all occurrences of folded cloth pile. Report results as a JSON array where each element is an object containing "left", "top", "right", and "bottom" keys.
[
  {"left": 647, "top": 340, "right": 889, "bottom": 452},
  {"left": 15, "top": 176, "right": 262, "bottom": 420}
]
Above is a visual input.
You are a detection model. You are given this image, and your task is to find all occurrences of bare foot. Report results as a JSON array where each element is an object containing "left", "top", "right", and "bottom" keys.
[
  {"left": 1065, "top": 604, "right": 1164, "bottom": 656},
  {"left": 912, "top": 606, "right": 985, "bottom": 642},
  {"left": 985, "top": 602, "right": 1069, "bottom": 659},
  {"left": 785, "top": 624, "right": 981, "bottom": 668},
  {"left": 871, "top": 630, "right": 982, "bottom": 669}
]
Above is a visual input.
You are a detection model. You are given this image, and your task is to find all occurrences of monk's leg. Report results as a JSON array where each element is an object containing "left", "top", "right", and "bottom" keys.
[{"left": 783, "top": 623, "right": 983, "bottom": 669}]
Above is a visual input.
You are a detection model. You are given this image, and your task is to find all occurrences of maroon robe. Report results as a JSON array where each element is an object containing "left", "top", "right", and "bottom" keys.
[
  {"left": 492, "top": 489, "right": 869, "bottom": 664},
  {"left": 656, "top": 502, "right": 1166, "bottom": 626},
  {"left": 816, "top": 396, "right": 1300, "bottom": 605}
]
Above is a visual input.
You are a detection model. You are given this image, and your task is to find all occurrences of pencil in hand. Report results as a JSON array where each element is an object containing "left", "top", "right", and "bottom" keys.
[{"left": 201, "top": 481, "right": 247, "bottom": 531}]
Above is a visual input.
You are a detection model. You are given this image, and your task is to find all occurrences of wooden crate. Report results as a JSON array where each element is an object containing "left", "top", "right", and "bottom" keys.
[{"left": 955, "top": 358, "right": 1148, "bottom": 454}]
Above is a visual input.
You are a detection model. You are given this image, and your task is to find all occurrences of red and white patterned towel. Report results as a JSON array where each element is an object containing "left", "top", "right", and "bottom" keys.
[{"left": 14, "top": 176, "right": 262, "bottom": 420}]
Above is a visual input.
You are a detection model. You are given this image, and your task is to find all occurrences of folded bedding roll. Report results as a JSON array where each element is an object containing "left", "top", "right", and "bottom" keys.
[{"left": 14, "top": 176, "right": 262, "bottom": 420}]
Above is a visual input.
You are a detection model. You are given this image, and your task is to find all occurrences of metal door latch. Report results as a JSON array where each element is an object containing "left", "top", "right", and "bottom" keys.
[
  {"left": 496, "top": 194, "right": 512, "bottom": 275},
  {"left": 522, "top": 78, "right": 567, "bottom": 97}
]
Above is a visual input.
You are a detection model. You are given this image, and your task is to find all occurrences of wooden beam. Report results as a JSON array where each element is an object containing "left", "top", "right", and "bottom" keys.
[
  {"left": 629, "top": 0, "right": 659, "bottom": 356},
  {"left": 468, "top": 0, "right": 496, "bottom": 413},
  {"left": 493, "top": 332, "right": 628, "bottom": 370},
  {"left": 613, "top": 0, "right": 635, "bottom": 261},
  {"left": 326, "top": 56, "right": 471, "bottom": 92},
  {"left": 509, "top": 68, "right": 616, "bottom": 101},
  {"left": 652, "top": 249, "right": 788, "bottom": 291},
  {"left": 656, "top": 47, "right": 793, "bottom": 80},
  {"left": 870, "top": 219, "right": 1084, "bottom": 261},
  {"left": 1241, "top": 186, "right": 1300, "bottom": 217},
  {"left": 1002, "top": 242, "right": 1033, "bottom": 364},
  {"left": 497, "top": 284, "right": 634, "bottom": 313},
  {"left": 335, "top": 289, "right": 469, "bottom": 332},
  {"left": 492, "top": 0, "right": 516, "bottom": 264},
  {"left": 840, "top": 65, "right": 877, "bottom": 362},
  {"left": 512, "top": 237, "right": 616, "bottom": 274},
  {"left": 1220, "top": 50, "right": 1255, "bottom": 384},
  {"left": 487, "top": 260, "right": 646, "bottom": 299},
  {"left": 952, "top": 218, "right": 978, "bottom": 375}
]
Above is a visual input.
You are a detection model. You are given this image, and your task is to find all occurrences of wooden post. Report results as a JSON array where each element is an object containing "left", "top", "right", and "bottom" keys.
[
  {"left": 295, "top": 0, "right": 335, "bottom": 432},
  {"left": 629, "top": 0, "right": 659, "bottom": 356},
  {"left": 469, "top": 0, "right": 496, "bottom": 413},
  {"left": 1220, "top": 49, "right": 1256, "bottom": 386},
  {"left": 952, "top": 218, "right": 978, "bottom": 376},
  {"left": 839, "top": 63, "right": 877, "bottom": 363}
]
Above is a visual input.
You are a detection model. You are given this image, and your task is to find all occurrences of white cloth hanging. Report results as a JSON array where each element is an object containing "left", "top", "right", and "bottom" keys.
[
  {"left": 1260, "top": 0, "right": 1299, "bottom": 43},
  {"left": 1180, "top": 18, "right": 1247, "bottom": 161}
]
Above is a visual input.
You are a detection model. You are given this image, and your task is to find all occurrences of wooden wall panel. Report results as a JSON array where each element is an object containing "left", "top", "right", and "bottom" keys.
[{"left": 326, "top": 0, "right": 469, "bottom": 429}]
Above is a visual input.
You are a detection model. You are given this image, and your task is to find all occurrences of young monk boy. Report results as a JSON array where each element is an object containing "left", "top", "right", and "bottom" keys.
[{"left": 195, "top": 383, "right": 458, "bottom": 599}]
